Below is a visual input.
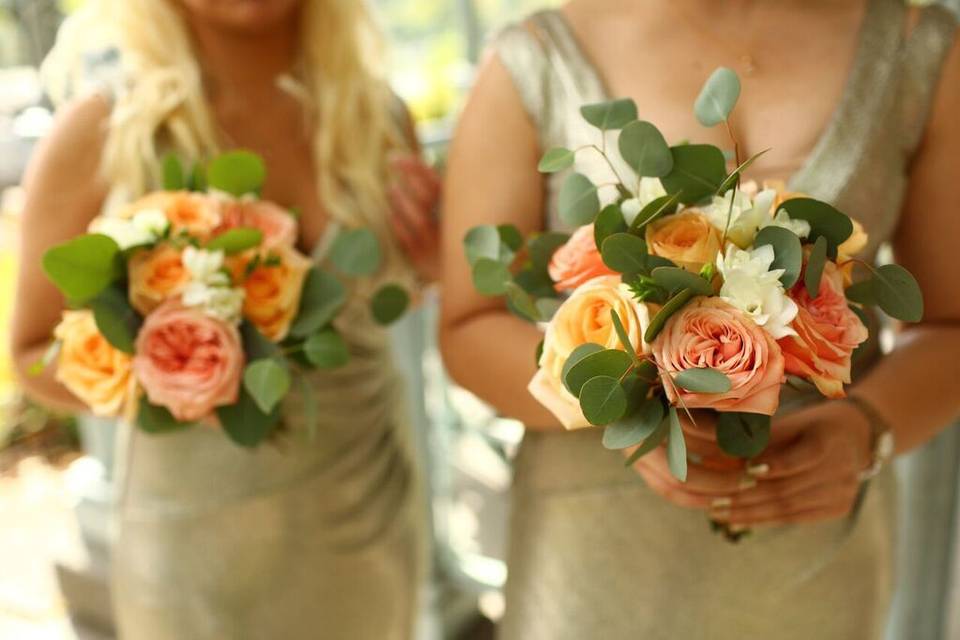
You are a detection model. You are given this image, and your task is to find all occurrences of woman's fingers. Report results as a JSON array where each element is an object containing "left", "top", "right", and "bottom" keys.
[
  {"left": 633, "top": 449, "right": 749, "bottom": 499},
  {"left": 710, "top": 479, "right": 860, "bottom": 526},
  {"left": 751, "top": 428, "right": 828, "bottom": 480},
  {"left": 389, "top": 184, "right": 438, "bottom": 253},
  {"left": 390, "top": 155, "right": 441, "bottom": 210}
]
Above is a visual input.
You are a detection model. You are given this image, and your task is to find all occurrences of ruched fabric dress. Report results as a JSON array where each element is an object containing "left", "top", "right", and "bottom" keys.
[
  {"left": 109, "top": 227, "right": 423, "bottom": 639},
  {"left": 493, "top": 1, "right": 956, "bottom": 638}
]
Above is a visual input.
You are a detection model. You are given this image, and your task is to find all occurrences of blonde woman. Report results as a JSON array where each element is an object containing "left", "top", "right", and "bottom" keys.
[{"left": 11, "top": 1, "right": 440, "bottom": 638}]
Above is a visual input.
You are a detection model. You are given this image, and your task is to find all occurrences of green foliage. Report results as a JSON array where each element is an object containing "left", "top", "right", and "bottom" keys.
[
  {"left": 290, "top": 268, "right": 347, "bottom": 338},
  {"left": 528, "top": 232, "right": 570, "bottom": 272},
  {"left": 558, "top": 173, "right": 601, "bottom": 227},
  {"left": 90, "top": 285, "right": 142, "bottom": 354},
  {"left": 845, "top": 280, "right": 877, "bottom": 306},
  {"left": 600, "top": 233, "right": 648, "bottom": 275},
  {"left": 497, "top": 224, "right": 524, "bottom": 252},
  {"left": 644, "top": 288, "right": 695, "bottom": 343},
  {"left": 371, "top": 284, "right": 410, "bottom": 325},
  {"left": 651, "top": 266, "right": 713, "bottom": 296},
  {"left": 873, "top": 264, "right": 924, "bottom": 322},
  {"left": 243, "top": 359, "right": 291, "bottom": 414},
  {"left": 472, "top": 258, "right": 511, "bottom": 295},
  {"left": 674, "top": 367, "right": 732, "bottom": 394},
  {"left": 717, "top": 412, "right": 771, "bottom": 458},
  {"left": 580, "top": 98, "right": 638, "bottom": 130},
  {"left": 666, "top": 407, "right": 688, "bottom": 481},
  {"left": 303, "top": 330, "right": 350, "bottom": 369},
  {"left": 594, "top": 204, "right": 628, "bottom": 247},
  {"left": 138, "top": 400, "right": 194, "bottom": 434},
  {"left": 538, "top": 147, "right": 576, "bottom": 173},
  {"left": 205, "top": 228, "right": 264, "bottom": 255},
  {"left": 628, "top": 193, "right": 681, "bottom": 231},
  {"left": 206, "top": 150, "right": 267, "bottom": 197},
  {"left": 162, "top": 154, "right": 185, "bottom": 191},
  {"left": 505, "top": 282, "right": 541, "bottom": 322},
  {"left": 241, "top": 322, "right": 282, "bottom": 361},
  {"left": 217, "top": 387, "right": 281, "bottom": 448},
  {"left": 42, "top": 234, "right": 121, "bottom": 302},
  {"left": 755, "top": 226, "right": 803, "bottom": 289},
  {"left": 661, "top": 145, "right": 727, "bottom": 205},
  {"left": 618, "top": 121, "right": 674, "bottom": 177},
  {"left": 609, "top": 309, "right": 640, "bottom": 365},
  {"left": 579, "top": 375, "right": 628, "bottom": 426},
  {"left": 717, "top": 149, "right": 770, "bottom": 194},
  {"left": 560, "top": 343, "right": 603, "bottom": 388},
  {"left": 603, "top": 397, "right": 664, "bottom": 450},
  {"left": 464, "top": 225, "right": 515, "bottom": 267},
  {"left": 805, "top": 236, "right": 828, "bottom": 298},
  {"left": 563, "top": 348, "right": 632, "bottom": 398},
  {"left": 624, "top": 413, "right": 669, "bottom": 465},
  {"left": 329, "top": 228, "right": 382, "bottom": 276},
  {"left": 778, "top": 198, "right": 853, "bottom": 257},
  {"left": 694, "top": 67, "right": 741, "bottom": 127}
]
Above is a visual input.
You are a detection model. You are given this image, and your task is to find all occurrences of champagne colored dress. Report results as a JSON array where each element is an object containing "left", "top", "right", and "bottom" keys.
[
  {"left": 109, "top": 227, "right": 423, "bottom": 639},
  {"left": 492, "top": 1, "right": 956, "bottom": 638}
]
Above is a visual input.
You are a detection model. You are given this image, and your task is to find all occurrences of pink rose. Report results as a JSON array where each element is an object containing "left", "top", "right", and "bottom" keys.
[
  {"left": 216, "top": 199, "right": 297, "bottom": 249},
  {"left": 652, "top": 297, "right": 786, "bottom": 415},
  {"left": 778, "top": 260, "right": 868, "bottom": 399},
  {"left": 133, "top": 299, "right": 244, "bottom": 422},
  {"left": 548, "top": 224, "right": 616, "bottom": 292}
]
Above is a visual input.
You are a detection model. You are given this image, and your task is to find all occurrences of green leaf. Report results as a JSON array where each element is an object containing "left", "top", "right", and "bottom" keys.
[
  {"left": 138, "top": 400, "right": 194, "bottom": 434},
  {"left": 845, "top": 279, "right": 877, "bottom": 306},
  {"left": 206, "top": 150, "right": 267, "bottom": 197},
  {"left": 666, "top": 407, "right": 688, "bottom": 481},
  {"left": 303, "top": 330, "right": 350, "bottom": 369},
  {"left": 717, "top": 149, "right": 770, "bottom": 194},
  {"left": 754, "top": 226, "right": 803, "bottom": 288},
  {"left": 217, "top": 387, "right": 281, "bottom": 448},
  {"left": 243, "top": 358, "right": 291, "bottom": 414},
  {"left": 618, "top": 120, "right": 674, "bottom": 178},
  {"left": 535, "top": 339, "right": 545, "bottom": 366},
  {"left": 624, "top": 415, "right": 669, "bottom": 465},
  {"left": 873, "top": 264, "right": 924, "bottom": 322},
  {"left": 601, "top": 232, "right": 648, "bottom": 275},
  {"left": 651, "top": 266, "right": 713, "bottom": 296},
  {"left": 674, "top": 367, "right": 732, "bottom": 393},
  {"left": 472, "top": 258, "right": 512, "bottom": 296},
  {"left": 205, "top": 227, "right": 264, "bottom": 254},
  {"left": 505, "top": 282, "right": 541, "bottom": 322},
  {"left": 644, "top": 288, "right": 695, "bottom": 343},
  {"left": 515, "top": 268, "right": 556, "bottom": 298},
  {"left": 464, "top": 225, "right": 514, "bottom": 266},
  {"left": 661, "top": 144, "right": 728, "bottom": 205},
  {"left": 694, "top": 67, "right": 741, "bottom": 127},
  {"left": 538, "top": 147, "right": 576, "bottom": 173},
  {"left": 805, "top": 236, "right": 828, "bottom": 298},
  {"left": 561, "top": 343, "right": 604, "bottom": 387},
  {"left": 529, "top": 232, "right": 570, "bottom": 272},
  {"left": 717, "top": 412, "right": 771, "bottom": 458},
  {"left": 240, "top": 321, "right": 282, "bottom": 360},
  {"left": 497, "top": 224, "right": 524, "bottom": 252},
  {"left": 563, "top": 348, "right": 633, "bottom": 398},
  {"left": 535, "top": 297, "right": 562, "bottom": 320},
  {"left": 161, "top": 154, "right": 185, "bottom": 191},
  {"left": 290, "top": 267, "right": 347, "bottom": 338},
  {"left": 558, "top": 173, "right": 601, "bottom": 227},
  {"left": 371, "top": 284, "right": 409, "bottom": 325},
  {"left": 603, "top": 397, "right": 664, "bottom": 449},
  {"left": 594, "top": 204, "right": 628, "bottom": 247},
  {"left": 628, "top": 192, "right": 681, "bottom": 231},
  {"left": 42, "top": 234, "right": 121, "bottom": 302},
  {"left": 778, "top": 198, "right": 853, "bottom": 256},
  {"left": 188, "top": 162, "right": 207, "bottom": 192},
  {"left": 329, "top": 228, "right": 382, "bottom": 276},
  {"left": 579, "top": 376, "right": 629, "bottom": 426},
  {"left": 90, "top": 285, "right": 142, "bottom": 354},
  {"left": 580, "top": 98, "right": 638, "bottom": 130},
  {"left": 610, "top": 309, "right": 640, "bottom": 365},
  {"left": 28, "top": 341, "right": 60, "bottom": 377}
]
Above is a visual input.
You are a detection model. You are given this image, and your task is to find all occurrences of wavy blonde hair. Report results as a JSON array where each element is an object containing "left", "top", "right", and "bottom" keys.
[{"left": 42, "top": 0, "right": 412, "bottom": 286}]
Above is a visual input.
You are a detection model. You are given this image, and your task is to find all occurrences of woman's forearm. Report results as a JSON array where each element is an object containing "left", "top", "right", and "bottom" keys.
[
  {"left": 440, "top": 310, "right": 562, "bottom": 430},
  {"left": 13, "top": 342, "right": 88, "bottom": 416},
  {"left": 853, "top": 324, "right": 960, "bottom": 453}
]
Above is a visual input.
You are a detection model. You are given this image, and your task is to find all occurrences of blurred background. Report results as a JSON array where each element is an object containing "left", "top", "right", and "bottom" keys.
[{"left": 0, "top": 1, "right": 558, "bottom": 638}]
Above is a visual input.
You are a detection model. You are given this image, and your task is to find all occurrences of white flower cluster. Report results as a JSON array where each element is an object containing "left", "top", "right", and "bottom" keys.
[
  {"left": 181, "top": 247, "right": 245, "bottom": 324},
  {"left": 91, "top": 209, "right": 169, "bottom": 250},
  {"left": 716, "top": 244, "right": 798, "bottom": 339}
]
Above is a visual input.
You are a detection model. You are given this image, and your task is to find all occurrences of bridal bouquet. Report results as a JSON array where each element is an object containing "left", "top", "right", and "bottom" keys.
[
  {"left": 464, "top": 68, "right": 923, "bottom": 480},
  {"left": 39, "top": 151, "right": 409, "bottom": 447}
]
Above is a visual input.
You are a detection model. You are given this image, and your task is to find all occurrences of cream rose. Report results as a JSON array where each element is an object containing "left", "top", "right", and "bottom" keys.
[
  {"left": 645, "top": 211, "right": 722, "bottom": 273},
  {"left": 528, "top": 276, "right": 652, "bottom": 429}
]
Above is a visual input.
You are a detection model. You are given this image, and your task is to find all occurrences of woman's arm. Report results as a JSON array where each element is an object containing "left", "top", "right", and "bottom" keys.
[
  {"left": 10, "top": 94, "right": 111, "bottom": 413},
  {"left": 439, "top": 52, "right": 562, "bottom": 429}
]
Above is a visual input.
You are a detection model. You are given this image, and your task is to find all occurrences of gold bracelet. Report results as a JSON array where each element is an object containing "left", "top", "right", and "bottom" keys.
[{"left": 845, "top": 395, "right": 895, "bottom": 481}]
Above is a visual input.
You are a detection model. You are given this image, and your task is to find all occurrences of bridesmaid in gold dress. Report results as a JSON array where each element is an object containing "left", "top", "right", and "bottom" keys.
[
  {"left": 441, "top": 0, "right": 959, "bottom": 638},
  {"left": 11, "top": 1, "right": 440, "bottom": 638}
]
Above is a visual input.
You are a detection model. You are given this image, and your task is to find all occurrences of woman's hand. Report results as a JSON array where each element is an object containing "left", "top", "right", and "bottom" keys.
[
  {"left": 388, "top": 153, "right": 441, "bottom": 283},
  {"left": 709, "top": 401, "right": 873, "bottom": 527}
]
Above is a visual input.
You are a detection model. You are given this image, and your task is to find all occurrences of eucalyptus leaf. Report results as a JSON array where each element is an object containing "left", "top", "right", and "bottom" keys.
[
  {"left": 629, "top": 192, "right": 681, "bottom": 231},
  {"left": 805, "top": 236, "right": 828, "bottom": 298},
  {"left": 661, "top": 145, "right": 727, "bottom": 205},
  {"left": 464, "top": 225, "right": 513, "bottom": 266},
  {"left": 644, "top": 288, "right": 695, "bottom": 343},
  {"left": 42, "top": 234, "right": 121, "bottom": 302},
  {"left": 529, "top": 232, "right": 570, "bottom": 272},
  {"left": 371, "top": 284, "right": 410, "bottom": 325},
  {"left": 845, "top": 279, "right": 877, "bottom": 306},
  {"left": 514, "top": 268, "right": 556, "bottom": 298},
  {"left": 666, "top": 407, "right": 688, "bottom": 481},
  {"left": 472, "top": 258, "right": 512, "bottom": 296},
  {"left": 217, "top": 387, "right": 281, "bottom": 448},
  {"left": 694, "top": 67, "right": 741, "bottom": 127},
  {"left": 303, "top": 330, "right": 350, "bottom": 369},
  {"left": 205, "top": 227, "right": 264, "bottom": 255},
  {"left": 651, "top": 266, "right": 713, "bottom": 296},
  {"left": 716, "top": 149, "right": 770, "bottom": 194},
  {"left": 161, "top": 154, "right": 185, "bottom": 191},
  {"left": 290, "top": 267, "right": 347, "bottom": 338},
  {"left": 561, "top": 343, "right": 604, "bottom": 386},
  {"left": 138, "top": 400, "right": 195, "bottom": 434},
  {"left": 241, "top": 321, "right": 282, "bottom": 360},
  {"left": 538, "top": 147, "right": 576, "bottom": 173},
  {"left": 624, "top": 415, "right": 669, "bottom": 465},
  {"left": 329, "top": 228, "right": 382, "bottom": 276},
  {"left": 243, "top": 358, "right": 291, "bottom": 414},
  {"left": 207, "top": 150, "right": 267, "bottom": 197},
  {"left": 754, "top": 226, "right": 803, "bottom": 288},
  {"left": 601, "top": 232, "right": 648, "bottom": 275},
  {"left": 188, "top": 162, "right": 207, "bottom": 192},
  {"left": 674, "top": 367, "right": 732, "bottom": 394},
  {"left": 610, "top": 309, "right": 640, "bottom": 365},
  {"left": 579, "top": 375, "right": 629, "bottom": 426},
  {"left": 90, "top": 285, "right": 142, "bottom": 354},
  {"left": 618, "top": 120, "right": 674, "bottom": 177},
  {"left": 594, "top": 204, "right": 628, "bottom": 247},
  {"left": 558, "top": 172, "right": 600, "bottom": 227},
  {"left": 603, "top": 397, "right": 664, "bottom": 449},
  {"left": 505, "top": 282, "right": 541, "bottom": 322},
  {"left": 778, "top": 198, "right": 853, "bottom": 256},
  {"left": 563, "top": 348, "right": 633, "bottom": 398},
  {"left": 716, "top": 412, "right": 771, "bottom": 458},
  {"left": 581, "top": 98, "right": 639, "bottom": 130},
  {"left": 873, "top": 264, "right": 924, "bottom": 322},
  {"left": 497, "top": 224, "right": 524, "bottom": 252},
  {"left": 535, "top": 297, "right": 563, "bottom": 320}
]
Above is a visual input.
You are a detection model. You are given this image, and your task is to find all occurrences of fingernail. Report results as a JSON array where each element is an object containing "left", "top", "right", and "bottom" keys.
[
  {"left": 747, "top": 463, "right": 770, "bottom": 477},
  {"left": 711, "top": 497, "right": 732, "bottom": 509},
  {"left": 738, "top": 476, "right": 758, "bottom": 491}
]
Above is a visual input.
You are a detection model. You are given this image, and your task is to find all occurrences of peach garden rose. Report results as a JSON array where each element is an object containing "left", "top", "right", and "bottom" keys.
[
  {"left": 548, "top": 224, "right": 616, "bottom": 292},
  {"left": 652, "top": 296, "right": 786, "bottom": 416},
  {"left": 128, "top": 245, "right": 190, "bottom": 316},
  {"left": 53, "top": 310, "right": 136, "bottom": 417},
  {"left": 529, "top": 275, "right": 652, "bottom": 429},
  {"left": 231, "top": 245, "right": 312, "bottom": 341},
  {"left": 644, "top": 211, "right": 722, "bottom": 273},
  {"left": 216, "top": 199, "right": 297, "bottom": 249},
  {"left": 133, "top": 299, "right": 244, "bottom": 422}
]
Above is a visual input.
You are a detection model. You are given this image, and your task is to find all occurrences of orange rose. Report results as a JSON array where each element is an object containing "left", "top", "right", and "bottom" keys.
[
  {"left": 232, "top": 245, "right": 312, "bottom": 341},
  {"left": 645, "top": 211, "right": 722, "bottom": 272},
  {"left": 128, "top": 245, "right": 190, "bottom": 315},
  {"left": 548, "top": 224, "right": 616, "bottom": 292},
  {"left": 54, "top": 310, "right": 136, "bottom": 417},
  {"left": 778, "top": 260, "right": 868, "bottom": 399},
  {"left": 528, "top": 276, "right": 652, "bottom": 429},
  {"left": 121, "top": 192, "right": 221, "bottom": 240},
  {"left": 652, "top": 297, "right": 786, "bottom": 415}
]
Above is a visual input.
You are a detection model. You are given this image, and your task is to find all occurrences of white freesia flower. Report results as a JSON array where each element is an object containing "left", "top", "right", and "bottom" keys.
[
  {"left": 131, "top": 208, "right": 170, "bottom": 238},
  {"left": 91, "top": 217, "right": 155, "bottom": 250},
  {"left": 621, "top": 178, "right": 668, "bottom": 225},
  {"left": 702, "top": 188, "right": 776, "bottom": 248},
  {"left": 716, "top": 244, "right": 798, "bottom": 339},
  {"left": 182, "top": 282, "right": 245, "bottom": 323},
  {"left": 759, "top": 209, "right": 811, "bottom": 239},
  {"left": 182, "top": 246, "right": 225, "bottom": 282}
]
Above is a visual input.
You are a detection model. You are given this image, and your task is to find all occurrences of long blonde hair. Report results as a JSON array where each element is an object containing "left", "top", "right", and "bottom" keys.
[{"left": 42, "top": 0, "right": 412, "bottom": 286}]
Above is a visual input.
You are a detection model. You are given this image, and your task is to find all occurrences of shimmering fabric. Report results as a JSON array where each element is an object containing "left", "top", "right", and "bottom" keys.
[
  {"left": 110, "top": 233, "right": 423, "bottom": 639},
  {"left": 493, "top": 2, "right": 956, "bottom": 639}
]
